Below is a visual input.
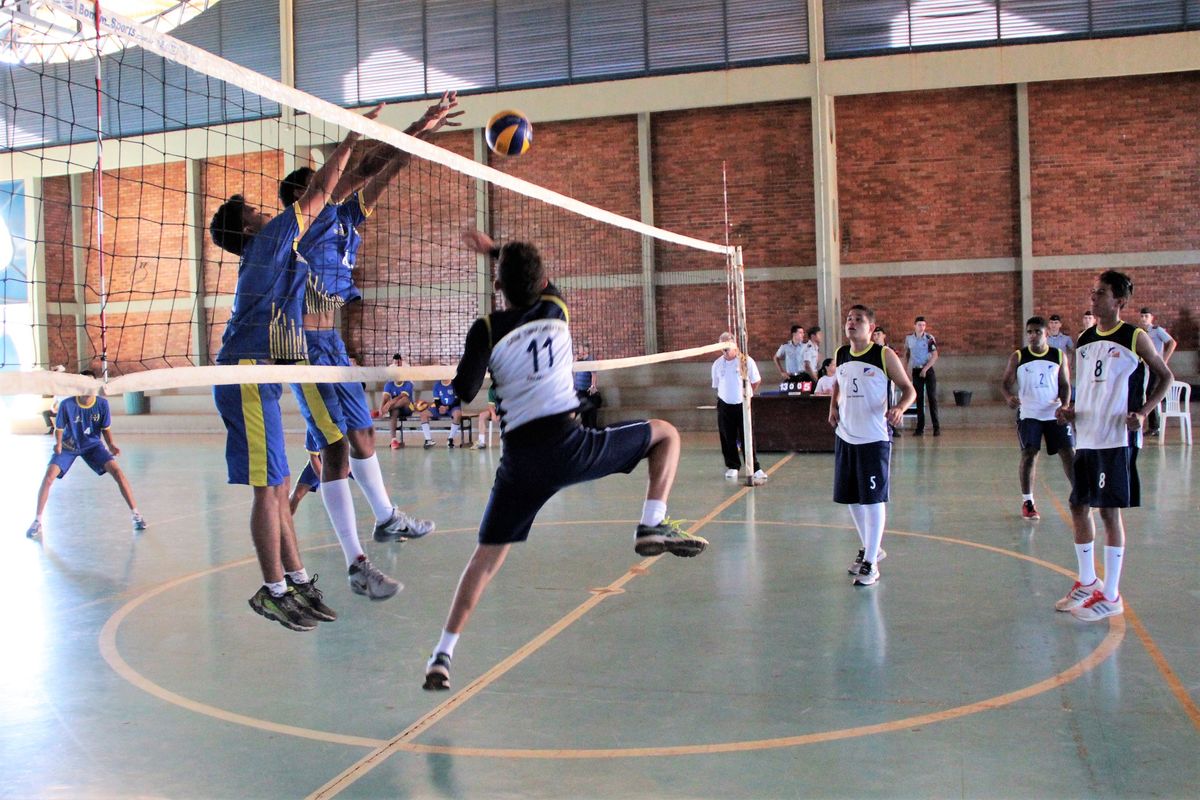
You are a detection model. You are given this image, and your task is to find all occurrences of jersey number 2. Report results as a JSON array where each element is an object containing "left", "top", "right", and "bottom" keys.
[{"left": 527, "top": 337, "right": 554, "bottom": 372}]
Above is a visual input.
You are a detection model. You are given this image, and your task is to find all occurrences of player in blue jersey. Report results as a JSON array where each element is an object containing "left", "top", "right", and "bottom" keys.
[
  {"left": 380, "top": 353, "right": 416, "bottom": 449},
  {"left": 278, "top": 95, "right": 460, "bottom": 600},
  {"left": 421, "top": 230, "right": 707, "bottom": 691},
  {"left": 829, "top": 305, "right": 916, "bottom": 586},
  {"left": 1000, "top": 316, "right": 1074, "bottom": 521},
  {"left": 421, "top": 378, "right": 463, "bottom": 448},
  {"left": 208, "top": 106, "right": 391, "bottom": 631},
  {"left": 26, "top": 370, "right": 145, "bottom": 538},
  {"left": 1054, "top": 271, "right": 1173, "bottom": 622}
]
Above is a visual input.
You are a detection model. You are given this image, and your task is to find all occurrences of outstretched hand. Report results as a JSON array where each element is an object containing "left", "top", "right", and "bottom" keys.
[
  {"left": 462, "top": 229, "right": 495, "bottom": 254},
  {"left": 413, "top": 91, "right": 464, "bottom": 137}
]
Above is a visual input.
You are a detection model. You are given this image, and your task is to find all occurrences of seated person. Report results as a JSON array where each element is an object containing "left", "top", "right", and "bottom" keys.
[
  {"left": 813, "top": 358, "right": 836, "bottom": 395},
  {"left": 475, "top": 386, "right": 499, "bottom": 449},
  {"left": 420, "top": 378, "right": 463, "bottom": 449},
  {"left": 380, "top": 354, "right": 415, "bottom": 449}
]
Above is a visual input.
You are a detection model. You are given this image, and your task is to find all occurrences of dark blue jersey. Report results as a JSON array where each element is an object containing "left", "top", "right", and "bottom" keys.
[
  {"left": 384, "top": 380, "right": 414, "bottom": 399},
  {"left": 297, "top": 196, "right": 367, "bottom": 313},
  {"left": 432, "top": 381, "right": 460, "bottom": 409},
  {"left": 56, "top": 396, "right": 110, "bottom": 452}
]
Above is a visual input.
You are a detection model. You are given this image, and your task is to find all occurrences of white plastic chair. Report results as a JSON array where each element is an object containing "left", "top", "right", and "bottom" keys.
[{"left": 1158, "top": 380, "right": 1192, "bottom": 445}]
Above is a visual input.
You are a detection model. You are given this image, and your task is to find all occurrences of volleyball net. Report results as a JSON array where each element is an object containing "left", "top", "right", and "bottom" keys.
[{"left": 0, "top": 1, "right": 749, "bottom": 403}]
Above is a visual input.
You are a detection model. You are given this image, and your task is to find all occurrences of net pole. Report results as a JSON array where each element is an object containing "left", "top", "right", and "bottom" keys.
[
  {"left": 731, "top": 246, "right": 756, "bottom": 485},
  {"left": 90, "top": 0, "right": 109, "bottom": 382}
]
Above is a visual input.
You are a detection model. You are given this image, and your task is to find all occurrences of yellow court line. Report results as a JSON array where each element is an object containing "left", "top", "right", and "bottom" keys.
[
  {"left": 307, "top": 454, "right": 796, "bottom": 799},
  {"left": 1041, "top": 477, "right": 1200, "bottom": 732}
]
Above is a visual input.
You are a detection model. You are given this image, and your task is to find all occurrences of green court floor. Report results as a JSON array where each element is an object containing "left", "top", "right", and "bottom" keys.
[{"left": 2, "top": 429, "right": 1197, "bottom": 799}]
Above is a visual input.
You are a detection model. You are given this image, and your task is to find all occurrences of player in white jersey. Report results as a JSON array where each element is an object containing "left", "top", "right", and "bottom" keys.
[
  {"left": 1000, "top": 316, "right": 1074, "bottom": 521},
  {"left": 828, "top": 305, "right": 916, "bottom": 586},
  {"left": 1054, "top": 271, "right": 1173, "bottom": 622},
  {"left": 421, "top": 230, "right": 707, "bottom": 691}
]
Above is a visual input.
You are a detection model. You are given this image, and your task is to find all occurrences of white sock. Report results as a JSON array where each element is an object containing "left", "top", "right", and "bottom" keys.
[
  {"left": 286, "top": 568, "right": 309, "bottom": 585},
  {"left": 847, "top": 504, "right": 868, "bottom": 547},
  {"left": 266, "top": 580, "right": 287, "bottom": 597},
  {"left": 320, "top": 478, "right": 365, "bottom": 567},
  {"left": 450, "top": 423, "right": 460, "bottom": 437},
  {"left": 349, "top": 453, "right": 394, "bottom": 524},
  {"left": 1022, "top": 493, "right": 1033, "bottom": 503},
  {"left": 1075, "top": 542, "right": 1097, "bottom": 585},
  {"left": 1104, "top": 546, "right": 1125, "bottom": 601},
  {"left": 477, "top": 432, "right": 486, "bottom": 444},
  {"left": 862, "top": 502, "right": 886, "bottom": 564},
  {"left": 131, "top": 507, "right": 140, "bottom": 515},
  {"left": 640, "top": 499, "right": 667, "bottom": 527},
  {"left": 36, "top": 513, "right": 44, "bottom": 522},
  {"left": 435, "top": 629, "right": 460, "bottom": 659},
  {"left": 421, "top": 422, "right": 432, "bottom": 441}
]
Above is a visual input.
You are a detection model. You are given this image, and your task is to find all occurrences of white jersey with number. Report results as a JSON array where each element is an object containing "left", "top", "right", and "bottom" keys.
[
  {"left": 489, "top": 313, "right": 578, "bottom": 433},
  {"left": 1074, "top": 323, "right": 1145, "bottom": 450},
  {"left": 835, "top": 343, "right": 891, "bottom": 445},
  {"left": 1015, "top": 346, "right": 1064, "bottom": 422}
]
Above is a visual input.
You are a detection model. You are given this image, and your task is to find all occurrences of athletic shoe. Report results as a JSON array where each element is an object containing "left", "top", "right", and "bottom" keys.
[
  {"left": 373, "top": 509, "right": 436, "bottom": 542},
  {"left": 286, "top": 574, "right": 337, "bottom": 622},
  {"left": 1021, "top": 500, "right": 1040, "bottom": 521},
  {"left": 752, "top": 469, "right": 768, "bottom": 485},
  {"left": 1055, "top": 578, "right": 1104, "bottom": 612},
  {"left": 390, "top": 439, "right": 402, "bottom": 450},
  {"left": 847, "top": 547, "right": 887, "bottom": 575},
  {"left": 933, "top": 429, "right": 941, "bottom": 437},
  {"left": 423, "top": 440, "right": 434, "bottom": 450},
  {"left": 634, "top": 517, "right": 708, "bottom": 558},
  {"left": 132, "top": 512, "right": 147, "bottom": 531},
  {"left": 724, "top": 468, "right": 738, "bottom": 480},
  {"left": 248, "top": 586, "right": 317, "bottom": 632},
  {"left": 473, "top": 440, "right": 486, "bottom": 450},
  {"left": 1070, "top": 591, "right": 1123, "bottom": 622},
  {"left": 348, "top": 556, "right": 402, "bottom": 600},
  {"left": 447, "top": 439, "right": 456, "bottom": 449},
  {"left": 853, "top": 561, "right": 880, "bottom": 586},
  {"left": 26, "top": 520, "right": 42, "bottom": 539},
  {"left": 1147, "top": 429, "right": 1160, "bottom": 438},
  {"left": 424, "top": 652, "right": 452, "bottom": 691}
]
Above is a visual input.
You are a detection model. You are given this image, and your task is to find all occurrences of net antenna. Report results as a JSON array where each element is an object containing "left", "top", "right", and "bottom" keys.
[{"left": 1, "top": 0, "right": 737, "bottom": 399}]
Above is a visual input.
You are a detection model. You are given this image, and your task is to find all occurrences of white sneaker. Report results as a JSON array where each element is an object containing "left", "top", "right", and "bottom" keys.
[
  {"left": 1070, "top": 590, "right": 1123, "bottom": 622},
  {"left": 848, "top": 547, "right": 887, "bottom": 575},
  {"left": 26, "top": 520, "right": 42, "bottom": 538},
  {"left": 724, "top": 469, "right": 738, "bottom": 480},
  {"left": 853, "top": 561, "right": 880, "bottom": 586},
  {"left": 752, "top": 469, "right": 768, "bottom": 485},
  {"left": 1055, "top": 578, "right": 1104, "bottom": 612},
  {"left": 474, "top": 440, "right": 486, "bottom": 450},
  {"left": 348, "top": 557, "right": 402, "bottom": 600}
]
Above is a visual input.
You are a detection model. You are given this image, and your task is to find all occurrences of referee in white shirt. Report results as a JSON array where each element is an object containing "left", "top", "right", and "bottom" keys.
[{"left": 712, "top": 332, "right": 767, "bottom": 483}]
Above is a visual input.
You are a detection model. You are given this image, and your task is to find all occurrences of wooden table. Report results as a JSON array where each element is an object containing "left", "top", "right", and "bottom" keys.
[{"left": 753, "top": 393, "right": 836, "bottom": 453}]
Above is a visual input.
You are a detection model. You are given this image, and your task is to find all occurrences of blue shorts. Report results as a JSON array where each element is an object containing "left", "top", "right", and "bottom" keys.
[
  {"left": 1018, "top": 417, "right": 1073, "bottom": 455},
  {"left": 1070, "top": 446, "right": 1140, "bottom": 509},
  {"left": 833, "top": 436, "right": 891, "bottom": 505},
  {"left": 297, "top": 461, "right": 320, "bottom": 492},
  {"left": 214, "top": 381, "right": 290, "bottom": 487},
  {"left": 478, "top": 417, "right": 653, "bottom": 545},
  {"left": 290, "top": 330, "right": 373, "bottom": 449},
  {"left": 51, "top": 445, "right": 114, "bottom": 478},
  {"left": 428, "top": 404, "right": 461, "bottom": 421}
]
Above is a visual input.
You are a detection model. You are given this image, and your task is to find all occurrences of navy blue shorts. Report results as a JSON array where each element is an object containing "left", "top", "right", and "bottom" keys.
[
  {"left": 478, "top": 417, "right": 653, "bottom": 545},
  {"left": 1018, "top": 418, "right": 1073, "bottom": 455},
  {"left": 51, "top": 445, "right": 114, "bottom": 478},
  {"left": 297, "top": 462, "right": 320, "bottom": 492},
  {"left": 833, "top": 436, "right": 891, "bottom": 505},
  {"left": 428, "top": 404, "right": 460, "bottom": 421},
  {"left": 1070, "top": 446, "right": 1140, "bottom": 509}
]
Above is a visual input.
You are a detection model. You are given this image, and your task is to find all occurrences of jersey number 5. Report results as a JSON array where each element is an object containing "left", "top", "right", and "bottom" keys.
[{"left": 527, "top": 337, "right": 554, "bottom": 373}]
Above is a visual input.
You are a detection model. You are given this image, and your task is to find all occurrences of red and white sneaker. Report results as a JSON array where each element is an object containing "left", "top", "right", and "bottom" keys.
[
  {"left": 1055, "top": 578, "right": 1104, "bottom": 612},
  {"left": 390, "top": 438, "right": 402, "bottom": 450},
  {"left": 1070, "top": 590, "right": 1123, "bottom": 621},
  {"left": 1021, "top": 500, "right": 1040, "bottom": 520}
]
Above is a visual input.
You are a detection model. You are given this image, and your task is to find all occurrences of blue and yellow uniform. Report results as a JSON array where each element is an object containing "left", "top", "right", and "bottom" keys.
[
  {"left": 290, "top": 199, "right": 373, "bottom": 450},
  {"left": 213, "top": 204, "right": 309, "bottom": 487},
  {"left": 384, "top": 379, "right": 415, "bottom": 419},
  {"left": 51, "top": 395, "right": 115, "bottom": 477},
  {"left": 429, "top": 380, "right": 461, "bottom": 420}
]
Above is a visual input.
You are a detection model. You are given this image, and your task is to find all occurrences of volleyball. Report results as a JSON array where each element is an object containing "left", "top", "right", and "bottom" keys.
[{"left": 485, "top": 110, "right": 533, "bottom": 157}]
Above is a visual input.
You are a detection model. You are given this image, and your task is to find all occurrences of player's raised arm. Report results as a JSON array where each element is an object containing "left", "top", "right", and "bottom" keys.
[
  {"left": 357, "top": 91, "right": 463, "bottom": 209},
  {"left": 297, "top": 104, "right": 383, "bottom": 221}
]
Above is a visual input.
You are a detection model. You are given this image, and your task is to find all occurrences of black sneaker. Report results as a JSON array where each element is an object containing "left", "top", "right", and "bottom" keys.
[
  {"left": 423, "top": 440, "right": 434, "bottom": 450},
  {"left": 447, "top": 439, "right": 456, "bottom": 449},
  {"left": 424, "top": 652, "right": 452, "bottom": 691},
  {"left": 248, "top": 586, "right": 317, "bottom": 632},
  {"left": 634, "top": 517, "right": 708, "bottom": 557},
  {"left": 286, "top": 574, "right": 337, "bottom": 621}
]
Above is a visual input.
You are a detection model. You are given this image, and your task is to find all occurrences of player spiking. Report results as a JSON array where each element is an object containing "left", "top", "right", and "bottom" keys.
[
  {"left": 1000, "top": 316, "right": 1074, "bottom": 521},
  {"left": 1054, "top": 270, "right": 1173, "bottom": 621},
  {"left": 828, "top": 305, "right": 916, "bottom": 586},
  {"left": 278, "top": 94, "right": 460, "bottom": 600},
  {"left": 422, "top": 230, "right": 707, "bottom": 691}
]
